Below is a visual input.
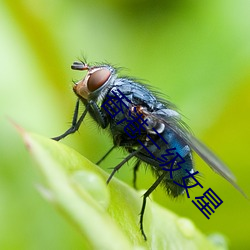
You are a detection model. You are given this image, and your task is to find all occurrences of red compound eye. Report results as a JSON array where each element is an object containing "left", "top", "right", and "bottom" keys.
[{"left": 87, "top": 68, "right": 111, "bottom": 92}]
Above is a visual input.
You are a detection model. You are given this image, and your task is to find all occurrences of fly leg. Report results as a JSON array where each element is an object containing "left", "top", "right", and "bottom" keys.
[
  {"left": 107, "top": 147, "right": 142, "bottom": 184},
  {"left": 96, "top": 145, "right": 116, "bottom": 165},
  {"left": 140, "top": 172, "right": 167, "bottom": 240},
  {"left": 88, "top": 100, "right": 108, "bottom": 129},
  {"left": 52, "top": 99, "right": 89, "bottom": 141},
  {"left": 133, "top": 160, "right": 141, "bottom": 189}
]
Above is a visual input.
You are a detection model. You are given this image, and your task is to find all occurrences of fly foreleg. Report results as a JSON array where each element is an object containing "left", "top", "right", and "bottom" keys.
[{"left": 52, "top": 99, "right": 88, "bottom": 141}]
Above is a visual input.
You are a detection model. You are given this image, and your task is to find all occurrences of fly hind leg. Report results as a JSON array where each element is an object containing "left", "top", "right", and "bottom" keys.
[{"left": 140, "top": 172, "right": 167, "bottom": 240}]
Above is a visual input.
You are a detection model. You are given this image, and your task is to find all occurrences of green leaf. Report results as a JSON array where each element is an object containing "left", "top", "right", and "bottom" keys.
[{"left": 19, "top": 127, "right": 227, "bottom": 250}]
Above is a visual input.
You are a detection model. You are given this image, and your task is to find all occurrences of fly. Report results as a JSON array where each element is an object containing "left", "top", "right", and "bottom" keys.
[{"left": 52, "top": 60, "right": 247, "bottom": 240}]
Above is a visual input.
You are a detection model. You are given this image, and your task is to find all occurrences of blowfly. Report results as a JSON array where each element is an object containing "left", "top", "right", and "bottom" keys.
[{"left": 52, "top": 60, "right": 246, "bottom": 240}]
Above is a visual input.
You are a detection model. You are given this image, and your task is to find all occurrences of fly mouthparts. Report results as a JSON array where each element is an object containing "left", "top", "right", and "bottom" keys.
[{"left": 71, "top": 61, "right": 89, "bottom": 71}]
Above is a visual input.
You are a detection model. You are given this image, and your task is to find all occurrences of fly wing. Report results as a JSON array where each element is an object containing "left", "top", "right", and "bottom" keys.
[{"left": 149, "top": 110, "right": 248, "bottom": 199}]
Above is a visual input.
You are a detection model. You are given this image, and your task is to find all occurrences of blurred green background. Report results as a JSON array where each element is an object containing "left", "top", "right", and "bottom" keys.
[{"left": 1, "top": 0, "right": 250, "bottom": 249}]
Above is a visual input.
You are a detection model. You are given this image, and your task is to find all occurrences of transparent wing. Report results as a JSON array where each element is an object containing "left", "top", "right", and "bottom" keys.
[{"left": 147, "top": 110, "right": 248, "bottom": 199}]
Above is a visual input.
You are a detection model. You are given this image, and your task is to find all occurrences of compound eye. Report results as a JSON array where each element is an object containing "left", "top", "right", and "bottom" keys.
[{"left": 87, "top": 68, "right": 111, "bottom": 92}]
